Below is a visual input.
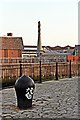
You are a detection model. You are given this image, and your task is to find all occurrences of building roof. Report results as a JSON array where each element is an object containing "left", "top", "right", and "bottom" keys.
[
  {"left": 46, "top": 45, "right": 74, "bottom": 50},
  {"left": 42, "top": 50, "right": 70, "bottom": 56},
  {"left": 0, "top": 36, "right": 23, "bottom": 50}
]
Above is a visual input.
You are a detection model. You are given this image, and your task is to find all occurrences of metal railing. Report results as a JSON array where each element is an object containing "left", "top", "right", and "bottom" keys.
[{"left": 0, "top": 60, "right": 79, "bottom": 87}]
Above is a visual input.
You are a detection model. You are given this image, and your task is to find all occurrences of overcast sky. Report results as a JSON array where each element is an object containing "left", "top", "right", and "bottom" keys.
[{"left": 0, "top": 0, "right": 79, "bottom": 47}]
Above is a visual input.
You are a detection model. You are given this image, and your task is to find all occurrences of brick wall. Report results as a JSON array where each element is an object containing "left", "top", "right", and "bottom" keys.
[
  {"left": 8, "top": 50, "right": 22, "bottom": 58},
  {"left": 1, "top": 62, "right": 79, "bottom": 82},
  {"left": 0, "top": 49, "right": 22, "bottom": 58},
  {"left": 67, "top": 55, "right": 80, "bottom": 62}
]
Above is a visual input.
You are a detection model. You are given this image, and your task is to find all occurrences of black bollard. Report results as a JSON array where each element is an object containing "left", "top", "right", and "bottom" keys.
[{"left": 15, "top": 75, "right": 35, "bottom": 109}]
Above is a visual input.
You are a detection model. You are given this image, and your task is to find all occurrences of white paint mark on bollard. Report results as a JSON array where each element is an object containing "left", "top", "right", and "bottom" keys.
[{"left": 25, "top": 87, "right": 34, "bottom": 99}]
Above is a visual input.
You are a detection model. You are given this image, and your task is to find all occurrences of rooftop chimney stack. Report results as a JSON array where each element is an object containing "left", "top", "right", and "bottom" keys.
[
  {"left": 7, "top": 33, "right": 13, "bottom": 36},
  {"left": 37, "top": 21, "right": 42, "bottom": 57}
]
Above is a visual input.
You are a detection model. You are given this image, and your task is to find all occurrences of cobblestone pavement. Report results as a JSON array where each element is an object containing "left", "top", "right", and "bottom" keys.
[{"left": 0, "top": 77, "right": 80, "bottom": 119}]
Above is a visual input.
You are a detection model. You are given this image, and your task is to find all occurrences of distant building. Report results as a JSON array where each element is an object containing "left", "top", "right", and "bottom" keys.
[
  {"left": 74, "top": 45, "right": 80, "bottom": 55},
  {"left": 41, "top": 45, "right": 74, "bottom": 62},
  {"left": 22, "top": 45, "right": 37, "bottom": 58},
  {"left": 45, "top": 45, "right": 74, "bottom": 54},
  {"left": 22, "top": 21, "right": 75, "bottom": 62},
  {"left": 0, "top": 33, "right": 23, "bottom": 59},
  {"left": 66, "top": 45, "right": 80, "bottom": 62},
  {"left": 22, "top": 45, "right": 75, "bottom": 62},
  {"left": 22, "top": 45, "right": 45, "bottom": 58},
  {"left": 67, "top": 55, "right": 80, "bottom": 62}
]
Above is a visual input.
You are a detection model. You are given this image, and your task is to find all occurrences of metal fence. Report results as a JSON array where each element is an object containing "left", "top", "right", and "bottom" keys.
[{"left": 0, "top": 60, "right": 79, "bottom": 87}]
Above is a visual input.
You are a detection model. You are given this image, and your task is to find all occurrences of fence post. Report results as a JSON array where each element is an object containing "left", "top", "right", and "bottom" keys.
[
  {"left": 39, "top": 60, "right": 42, "bottom": 83},
  {"left": 56, "top": 62, "right": 58, "bottom": 80},
  {"left": 19, "top": 61, "right": 22, "bottom": 77},
  {"left": 69, "top": 60, "right": 72, "bottom": 78}
]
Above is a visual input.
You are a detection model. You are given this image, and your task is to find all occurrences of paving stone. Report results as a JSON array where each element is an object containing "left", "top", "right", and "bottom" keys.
[{"left": 1, "top": 77, "right": 79, "bottom": 119}]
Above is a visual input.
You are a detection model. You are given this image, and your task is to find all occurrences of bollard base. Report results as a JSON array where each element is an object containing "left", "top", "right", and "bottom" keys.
[{"left": 17, "top": 98, "right": 32, "bottom": 109}]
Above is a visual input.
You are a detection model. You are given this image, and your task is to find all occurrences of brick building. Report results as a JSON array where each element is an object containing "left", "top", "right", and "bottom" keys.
[
  {"left": 0, "top": 33, "right": 23, "bottom": 59},
  {"left": 67, "top": 55, "right": 80, "bottom": 62}
]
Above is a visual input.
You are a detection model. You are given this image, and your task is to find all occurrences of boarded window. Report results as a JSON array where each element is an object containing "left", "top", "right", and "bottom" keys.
[
  {"left": 4, "top": 49, "right": 8, "bottom": 57},
  {"left": 18, "top": 50, "right": 21, "bottom": 57}
]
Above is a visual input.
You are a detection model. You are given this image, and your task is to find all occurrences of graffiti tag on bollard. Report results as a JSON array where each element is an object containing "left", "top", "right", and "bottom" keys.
[{"left": 25, "top": 87, "right": 34, "bottom": 99}]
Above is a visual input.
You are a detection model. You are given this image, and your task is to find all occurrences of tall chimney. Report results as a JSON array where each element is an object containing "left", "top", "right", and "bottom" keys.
[
  {"left": 78, "top": 1, "right": 80, "bottom": 45},
  {"left": 37, "top": 21, "right": 42, "bottom": 57}
]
